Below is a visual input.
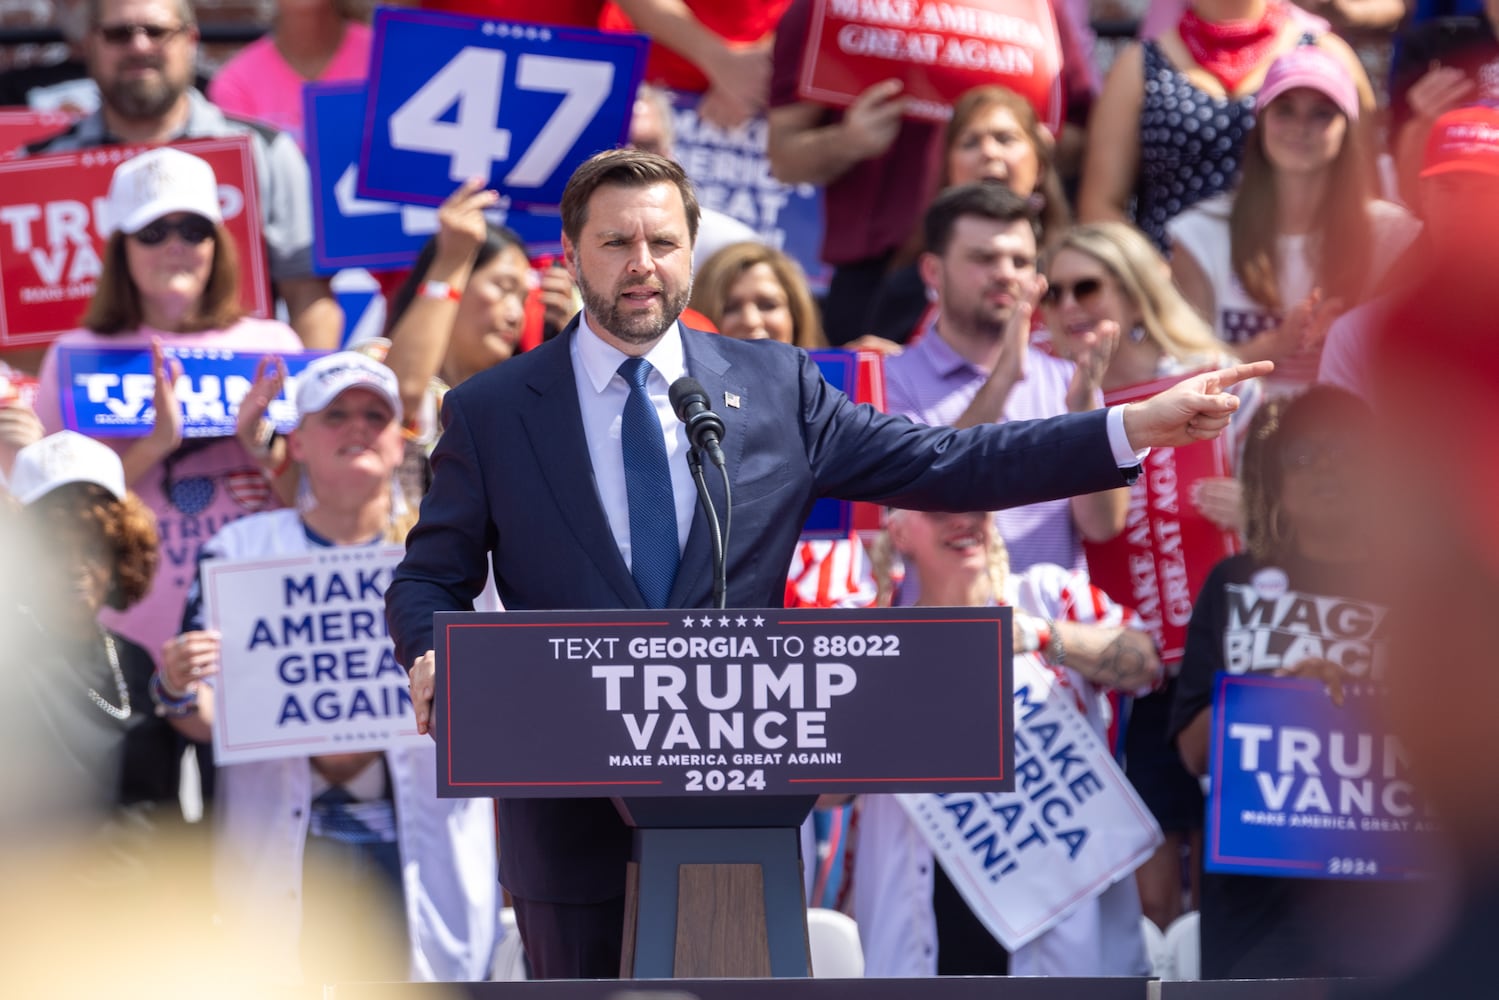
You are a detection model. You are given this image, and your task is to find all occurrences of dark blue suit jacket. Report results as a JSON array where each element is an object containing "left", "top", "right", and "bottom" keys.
[{"left": 386, "top": 320, "right": 1130, "bottom": 903}]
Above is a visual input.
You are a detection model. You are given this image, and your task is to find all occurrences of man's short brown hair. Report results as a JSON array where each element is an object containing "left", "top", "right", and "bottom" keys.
[
  {"left": 560, "top": 148, "right": 700, "bottom": 246},
  {"left": 88, "top": 0, "right": 197, "bottom": 29}
]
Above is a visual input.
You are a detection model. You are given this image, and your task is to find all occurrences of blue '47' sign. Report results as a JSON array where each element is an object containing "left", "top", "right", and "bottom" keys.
[
  {"left": 306, "top": 81, "right": 563, "bottom": 274},
  {"left": 358, "top": 9, "right": 647, "bottom": 209}
]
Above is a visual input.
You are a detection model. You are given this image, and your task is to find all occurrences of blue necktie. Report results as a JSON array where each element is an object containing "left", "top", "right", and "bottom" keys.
[{"left": 618, "top": 357, "right": 678, "bottom": 607}]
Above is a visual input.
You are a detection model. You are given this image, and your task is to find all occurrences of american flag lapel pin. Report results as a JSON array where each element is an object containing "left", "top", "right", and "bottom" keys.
[{"left": 725, "top": 392, "right": 741, "bottom": 408}]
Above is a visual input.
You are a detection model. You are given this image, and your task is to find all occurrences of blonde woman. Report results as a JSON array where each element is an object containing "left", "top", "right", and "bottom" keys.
[
  {"left": 1043, "top": 220, "right": 1262, "bottom": 481},
  {"left": 1042, "top": 220, "right": 1263, "bottom": 931},
  {"left": 690, "top": 241, "right": 826, "bottom": 349}
]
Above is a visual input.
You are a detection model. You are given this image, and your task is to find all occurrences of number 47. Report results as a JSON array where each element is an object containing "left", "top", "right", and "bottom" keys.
[{"left": 389, "top": 48, "right": 615, "bottom": 188}]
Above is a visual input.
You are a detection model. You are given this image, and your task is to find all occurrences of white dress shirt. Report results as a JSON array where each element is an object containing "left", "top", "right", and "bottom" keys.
[
  {"left": 569, "top": 315, "right": 1146, "bottom": 575},
  {"left": 571, "top": 315, "right": 697, "bottom": 571}
]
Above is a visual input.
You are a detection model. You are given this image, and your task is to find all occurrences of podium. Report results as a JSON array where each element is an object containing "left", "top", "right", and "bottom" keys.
[{"left": 435, "top": 607, "right": 1015, "bottom": 978}]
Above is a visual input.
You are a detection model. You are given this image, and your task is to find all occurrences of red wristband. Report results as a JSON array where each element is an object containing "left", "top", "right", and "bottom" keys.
[{"left": 420, "top": 279, "right": 463, "bottom": 302}]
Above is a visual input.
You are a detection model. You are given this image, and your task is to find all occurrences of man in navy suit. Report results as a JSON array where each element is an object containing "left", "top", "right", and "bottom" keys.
[{"left": 386, "top": 149, "right": 1269, "bottom": 979}]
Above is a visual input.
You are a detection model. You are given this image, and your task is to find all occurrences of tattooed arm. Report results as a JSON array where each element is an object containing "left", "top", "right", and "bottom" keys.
[{"left": 1047, "top": 620, "right": 1163, "bottom": 693}]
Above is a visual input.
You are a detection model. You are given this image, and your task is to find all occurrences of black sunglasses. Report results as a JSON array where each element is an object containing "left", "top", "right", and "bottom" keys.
[
  {"left": 1041, "top": 277, "right": 1105, "bottom": 308},
  {"left": 97, "top": 22, "right": 186, "bottom": 45},
  {"left": 132, "top": 216, "right": 216, "bottom": 246}
]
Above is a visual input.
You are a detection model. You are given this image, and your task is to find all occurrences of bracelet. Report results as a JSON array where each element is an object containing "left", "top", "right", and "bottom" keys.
[
  {"left": 251, "top": 418, "right": 277, "bottom": 460},
  {"left": 1045, "top": 619, "right": 1066, "bottom": 666},
  {"left": 420, "top": 279, "right": 463, "bottom": 302},
  {"left": 149, "top": 671, "right": 199, "bottom": 718},
  {"left": 265, "top": 448, "right": 293, "bottom": 479},
  {"left": 1015, "top": 615, "right": 1040, "bottom": 654},
  {"left": 1035, "top": 619, "right": 1052, "bottom": 654}
]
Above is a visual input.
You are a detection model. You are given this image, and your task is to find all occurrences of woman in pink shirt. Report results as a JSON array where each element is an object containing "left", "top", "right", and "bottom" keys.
[
  {"left": 34, "top": 149, "right": 302, "bottom": 668},
  {"left": 209, "top": 0, "right": 372, "bottom": 150}
]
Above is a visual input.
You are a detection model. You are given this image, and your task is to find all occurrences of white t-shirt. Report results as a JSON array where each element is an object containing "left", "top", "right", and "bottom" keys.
[{"left": 1168, "top": 195, "right": 1420, "bottom": 397}]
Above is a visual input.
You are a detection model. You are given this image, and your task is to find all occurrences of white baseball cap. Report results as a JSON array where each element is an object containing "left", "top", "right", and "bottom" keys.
[
  {"left": 294, "top": 352, "right": 403, "bottom": 423},
  {"left": 8, "top": 431, "right": 126, "bottom": 505},
  {"left": 105, "top": 147, "right": 223, "bottom": 236}
]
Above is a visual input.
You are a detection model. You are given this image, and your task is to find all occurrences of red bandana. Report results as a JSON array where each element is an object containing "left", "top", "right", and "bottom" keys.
[{"left": 1178, "top": 1, "right": 1291, "bottom": 93}]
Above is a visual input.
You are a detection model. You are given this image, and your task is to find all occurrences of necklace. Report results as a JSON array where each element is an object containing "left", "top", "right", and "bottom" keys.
[
  {"left": 88, "top": 630, "right": 132, "bottom": 723},
  {"left": 16, "top": 605, "right": 132, "bottom": 722}
]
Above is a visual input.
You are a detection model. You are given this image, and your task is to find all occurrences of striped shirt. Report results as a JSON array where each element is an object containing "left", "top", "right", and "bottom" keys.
[
  {"left": 1007, "top": 563, "right": 1152, "bottom": 736},
  {"left": 885, "top": 326, "right": 1084, "bottom": 573},
  {"left": 785, "top": 534, "right": 878, "bottom": 609}
]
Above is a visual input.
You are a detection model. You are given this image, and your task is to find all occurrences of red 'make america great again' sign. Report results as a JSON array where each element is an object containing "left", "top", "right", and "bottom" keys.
[
  {"left": 797, "top": 0, "right": 1064, "bottom": 127},
  {"left": 1083, "top": 373, "right": 1243, "bottom": 665}
]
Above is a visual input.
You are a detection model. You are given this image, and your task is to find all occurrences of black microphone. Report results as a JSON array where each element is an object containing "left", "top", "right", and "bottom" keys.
[{"left": 669, "top": 377, "right": 726, "bottom": 469}]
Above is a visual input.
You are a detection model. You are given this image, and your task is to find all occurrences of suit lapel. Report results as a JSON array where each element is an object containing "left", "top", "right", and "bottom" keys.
[
  {"left": 517, "top": 321, "right": 645, "bottom": 609},
  {"left": 667, "top": 329, "right": 750, "bottom": 608}
]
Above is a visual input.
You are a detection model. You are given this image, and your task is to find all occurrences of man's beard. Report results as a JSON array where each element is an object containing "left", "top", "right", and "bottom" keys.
[
  {"left": 953, "top": 296, "right": 1013, "bottom": 344},
  {"left": 102, "top": 63, "right": 184, "bottom": 121},
  {"left": 577, "top": 268, "right": 691, "bottom": 345}
]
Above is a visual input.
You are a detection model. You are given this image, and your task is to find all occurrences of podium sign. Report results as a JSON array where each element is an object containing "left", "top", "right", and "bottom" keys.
[{"left": 434, "top": 606, "right": 1013, "bottom": 798}]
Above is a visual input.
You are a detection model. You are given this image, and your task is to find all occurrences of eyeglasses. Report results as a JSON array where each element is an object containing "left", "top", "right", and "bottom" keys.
[
  {"left": 1041, "top": 277, "right": 1105, "bottom": 308},
  {"left": 97, "top": 22, "right": 187, "bottom": 45},
  {"left": 132, "top": 216, "right": 216, "bottom": 246}
]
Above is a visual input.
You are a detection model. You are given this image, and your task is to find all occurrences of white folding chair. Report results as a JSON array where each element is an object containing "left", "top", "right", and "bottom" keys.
[
  {"left": 1163, "top": 911, "right": 1201, "bottom": 981},
  {"left": 1142, "top": 914, "right": 1171, "bottom": 979},
  {"left": 807, "top": 907, "right": 864, "bottom": 978}
]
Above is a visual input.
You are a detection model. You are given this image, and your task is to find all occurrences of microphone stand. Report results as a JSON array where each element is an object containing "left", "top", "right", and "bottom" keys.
[{"left": 686, "top": 447, "right": 728, "bottom": 610}]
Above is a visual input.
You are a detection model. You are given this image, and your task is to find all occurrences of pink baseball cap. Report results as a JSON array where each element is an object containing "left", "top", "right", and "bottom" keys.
[
  {"left": 1420, "top": 105, "right": 1499, "bottom": 179},
  {"left": 1255, "top": 46, "right": 1359, "bottom": 123}
]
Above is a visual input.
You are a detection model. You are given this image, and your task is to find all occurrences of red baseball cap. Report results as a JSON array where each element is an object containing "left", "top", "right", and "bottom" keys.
[{"left": 1421, "top": 105, "right": 1499, "bottom": 179}]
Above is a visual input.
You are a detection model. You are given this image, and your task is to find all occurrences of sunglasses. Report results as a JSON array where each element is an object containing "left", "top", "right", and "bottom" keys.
[
  {"left": 132, "top": 216, "right": 216, "bottom": 246},
  {"left": 97, "top": 22, "right": 187, "bottom": 45},
  {"left": 1041, "top": 277, "right": 1105, "bottom": 308}
]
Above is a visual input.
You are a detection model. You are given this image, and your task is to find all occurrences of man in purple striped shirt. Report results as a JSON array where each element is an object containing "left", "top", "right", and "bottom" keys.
[{"left": 885, "top": 183, "right": 1128, "bottom": 573}]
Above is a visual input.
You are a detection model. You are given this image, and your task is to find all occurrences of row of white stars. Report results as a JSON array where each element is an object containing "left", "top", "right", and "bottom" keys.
[
  {"left": 682, "top": 615, "right": 765, "bottom": 628},
  {"left": 80, "top": 147, "right": 135, "bottom": 167},
  {"left": 481, "top": 22, "right": 552, "bottom": 40},
  {"left": 158, "top": 347, "right": 238, "bottom": 361}
]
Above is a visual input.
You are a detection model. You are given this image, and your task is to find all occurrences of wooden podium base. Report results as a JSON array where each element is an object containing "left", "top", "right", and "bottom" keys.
[{"left": 615, "top": 796, "right": 816, "bottom": 979}]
